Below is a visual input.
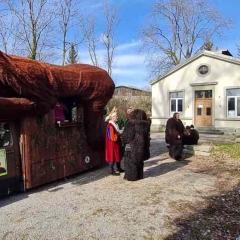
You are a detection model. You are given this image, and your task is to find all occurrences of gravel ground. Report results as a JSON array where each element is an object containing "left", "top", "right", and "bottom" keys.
[{"left": 0, "top": 133, "right": 233, "bottom": 240}]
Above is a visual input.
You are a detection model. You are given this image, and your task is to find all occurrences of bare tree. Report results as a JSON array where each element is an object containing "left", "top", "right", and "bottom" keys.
[
  {"left": 237, "top": 45, "right": 240, "bottom": 58},
  {"left": 55, "top": 0, "right": 82, "bottom": 65},
  {"left": 79, "top": 1, "right": 120, "bottom": 76},
  {"left": 79, "top": 15, "right": 99, "bottom": 66},
  {"left": 2, "top": 0, "right": 55, "bottom": 60},
  {"left": 0, "top": 19, "right": 8, "bottom": 52},
  {"left": 236, "top": 41, "right": 240, "bottom": 58},
  {"left": 100, "top": 1, "right": 120, "bottom": 76},
  {"left": 141, "top": 0, "right": 232, "bottom": 78},
  {"left": 0, "top": 11, "right": 19, "bottom": 53}
]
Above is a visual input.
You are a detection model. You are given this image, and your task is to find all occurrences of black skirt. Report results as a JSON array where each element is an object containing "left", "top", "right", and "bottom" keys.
[
  {"left": 169, "top": 139, "right": 183, "bottom": 160},
  {"left": 124, "top": 152, "right": 144, "bottom": 181}
]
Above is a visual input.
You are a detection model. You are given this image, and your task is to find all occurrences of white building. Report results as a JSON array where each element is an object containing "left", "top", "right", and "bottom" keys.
[{"left": 151, "top": 50, "right": 240, "bottom": 134}]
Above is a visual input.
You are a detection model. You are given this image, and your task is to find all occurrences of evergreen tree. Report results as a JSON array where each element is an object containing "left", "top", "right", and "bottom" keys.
[
  {"left": 66, "top": 43, "right": 78, "bottom": 64},
  {"left": 203, "top": 40, "right": 214, "bottom": 51}
]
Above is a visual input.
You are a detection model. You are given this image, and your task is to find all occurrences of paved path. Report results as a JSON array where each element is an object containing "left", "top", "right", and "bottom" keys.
[{"left": 0, "top": 132, "right": 234, "bottom": 240}]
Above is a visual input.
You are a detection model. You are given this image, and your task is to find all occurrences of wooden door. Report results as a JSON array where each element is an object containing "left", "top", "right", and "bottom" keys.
[{"left": 194, "top": 90, "right": 212, "bottom": 127}]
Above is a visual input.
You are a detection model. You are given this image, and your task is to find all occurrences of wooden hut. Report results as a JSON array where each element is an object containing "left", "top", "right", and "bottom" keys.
[{"left": 0, "top": 51, "right": 114, "bottom": 196}]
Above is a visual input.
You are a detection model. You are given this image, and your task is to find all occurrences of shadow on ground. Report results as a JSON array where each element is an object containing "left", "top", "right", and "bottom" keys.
[
  {"left": 70, "top": 164, "right": 110, "bottom": 186},
  {"left": 0, "top": 133, "right": 196, "bottom": 204},
  {"left": 144, "top": 158, "right": 191, "bottom": 178},
  {"left": 150, "top": 140, "right": 169, "bottom": 158},
  {"left": 164, "top": 186, "right": 240, "bottom": 240},
  {"left": 0, "top": 192, "right": 29, "bottom": 208},
  {"left": 0, "top": 164, "right": 110, "bottom": 207}
]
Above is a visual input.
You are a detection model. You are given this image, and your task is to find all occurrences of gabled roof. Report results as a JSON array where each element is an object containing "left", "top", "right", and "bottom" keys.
[
  {"left": 211, "top": 49, "right": 232, "bottom": 56},
  {"left": 151, "top": 50, "right": 240, "bottom": 85}
]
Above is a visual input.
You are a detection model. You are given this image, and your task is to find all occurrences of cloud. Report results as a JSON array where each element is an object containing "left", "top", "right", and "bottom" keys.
[
  {"left": 79, "top": 40, "right": 145, "bottom": 66},
  {"left": 116, "top": 41, "right": 141, "bottom": 51},
  {"left": 114, "top": 40, "right": 146, "bottom": 68},
  {"left": 114, "top": 53, "right": 145, "bottom": 67},
  {"left": 77, "top": 40, "right": 149, "bottom": 88},
  {"left": 83, "top": 0, "right": 104, "bottom": 10},
  {"left": 90, "top": 3, "right": 103, "bottom": 9},
  {"left": 112, "top": 67, "right": 150, "bottom": 89},
  {"left": 113, "top": 67, "right": 146, "bottom": 76}
]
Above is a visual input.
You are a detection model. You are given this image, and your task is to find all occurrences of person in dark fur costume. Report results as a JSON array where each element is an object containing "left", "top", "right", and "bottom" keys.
[
  {"left": 183, "top": 125, "right": 199, "bottom": 145},
  {"left": 182, "top": 125, "right": 191, "bottom": 145},
  {"left": 189, "top": 125, "right": 199, "bottom": 144},
  {"left": 165, "top": 112, "right": 185, "bottom": 160},
  {"left": 121, "top": 109, "right": 150, "bottom": 181}
]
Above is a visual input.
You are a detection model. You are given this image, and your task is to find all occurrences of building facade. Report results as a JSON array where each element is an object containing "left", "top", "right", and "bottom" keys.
[{"left": 151, "top": 50, "right": 240, "bottom": 134}]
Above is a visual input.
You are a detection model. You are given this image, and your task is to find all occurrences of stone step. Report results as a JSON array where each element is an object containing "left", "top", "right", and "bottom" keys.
[
  {"left": 183, "top": 144, "right": 212, "bottom": 156},
  {"left": 194, "top": 151, "right": 211, "bottom": 156},
  {"left": 184, "top": 145, "right": 213, "bottom": 152},
  {"left": 196, "top": 129, "right": 224, "bottom": 135}
]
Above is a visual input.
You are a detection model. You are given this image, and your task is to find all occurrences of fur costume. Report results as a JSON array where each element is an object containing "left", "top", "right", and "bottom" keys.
[
  {"left": 165, "top": 116, "right": 185, "bottom": 160},
  {"left": 183, "top": 125, "right": 199, "bottom": 145},
  {"left": 121, "top": 109, "right": 150, "bottom": 181}
]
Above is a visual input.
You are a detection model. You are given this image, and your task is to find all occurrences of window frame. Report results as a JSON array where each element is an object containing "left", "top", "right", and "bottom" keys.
[
  {"left": 169, "top": 91, "right": 183, "bottom": 117},
  {"left": 227, "top": 88, "right": 240, "bottom": 118}
]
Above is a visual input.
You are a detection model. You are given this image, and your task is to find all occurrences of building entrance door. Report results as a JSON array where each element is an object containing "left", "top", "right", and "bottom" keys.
[{"left": 194, "top": 90, "right": 212, "bottom": 127}]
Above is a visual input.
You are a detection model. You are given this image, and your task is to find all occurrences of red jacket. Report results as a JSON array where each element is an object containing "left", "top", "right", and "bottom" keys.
[{"left": 105, "top": 122, "right": 121, "bottom": 162}]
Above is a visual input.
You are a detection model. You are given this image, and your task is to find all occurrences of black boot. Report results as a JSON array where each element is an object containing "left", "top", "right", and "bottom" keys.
[
  {"left": 116, "top": 162, "right": 125, "bottom": 173},
  {"left": 110, "top": 171, "right": 120, "bottom": 176},
  {"left": 109, "top": 162, "right": 120, "bottom": 175}
]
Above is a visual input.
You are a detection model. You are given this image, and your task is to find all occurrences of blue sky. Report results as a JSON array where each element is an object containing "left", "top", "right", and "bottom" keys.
[{"left": 79, "top": 0, "right": 240, "bottom": 89}]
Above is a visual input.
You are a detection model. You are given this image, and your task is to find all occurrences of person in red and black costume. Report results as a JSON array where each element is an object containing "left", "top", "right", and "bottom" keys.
[{"left": 105, "top": 110, "right": 124, "bottom": 175}]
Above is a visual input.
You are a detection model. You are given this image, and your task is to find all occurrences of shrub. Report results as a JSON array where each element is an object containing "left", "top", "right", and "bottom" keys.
[{"left": 117, "top": 116, "right": 126, "bottom": 130}]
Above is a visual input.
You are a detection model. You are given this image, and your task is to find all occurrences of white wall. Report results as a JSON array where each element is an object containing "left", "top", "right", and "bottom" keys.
[{"left": 151, "top": 54, "right": 240, "bottom": 131}]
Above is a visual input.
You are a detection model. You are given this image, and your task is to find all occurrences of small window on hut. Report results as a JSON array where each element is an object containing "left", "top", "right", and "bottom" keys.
[{"left": 54, "top": 97, "right": 79, "bottom": 124}]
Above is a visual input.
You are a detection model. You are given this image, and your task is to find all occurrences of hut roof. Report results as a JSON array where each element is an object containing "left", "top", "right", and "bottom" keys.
[{"left": 0, "top": 51, "right": 115, "bottom": 120}]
